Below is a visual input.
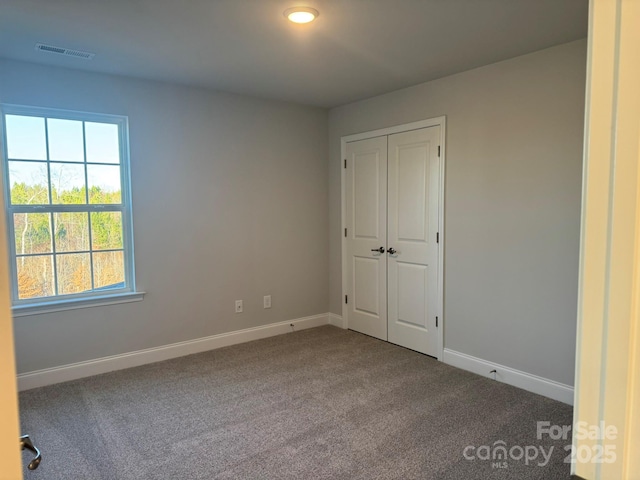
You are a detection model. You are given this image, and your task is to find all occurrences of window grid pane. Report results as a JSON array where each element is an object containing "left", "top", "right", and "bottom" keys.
[
  {"left": 16, "top": 254, "right": 55, "bottom": 299},
  {"left": 90, "top": 212, "right": 123, "bottom": 250},
  {"left": 8, "top": 161, "right": 50, "bottom": 205},
  {"left": 2, "top": 107, "right": 133, "bottom": 305},
  {"left": 88, "top": 164, "right": 122, "bottom": 204},
  {"left": 85, "top": 122, "right": 120, "bottom": 164},
  {"left": 50, "top": 162, "right": 87, "bottom": 204},
  {"left": 47, "top": 118, "right": 84, "bottom": 163},
  {"left": 56, "top": 253, "right": 92, "bottom": 295},
  {"left": 93, "top": 250, "right": 125, "bottom": 290},
  {"left": 13, "top": 212, "right": 52, "bottom": 255},
  {"left": 54, "top": 212, "right": 90, "bottom": 252},
  {"left": 5, "top": 115, "right": 47, "bottom": 160}
]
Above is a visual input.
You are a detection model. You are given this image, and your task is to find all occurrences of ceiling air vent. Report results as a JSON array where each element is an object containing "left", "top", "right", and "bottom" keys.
[{"left": 35, "top": 43, "right": 95, "bottom": 60}]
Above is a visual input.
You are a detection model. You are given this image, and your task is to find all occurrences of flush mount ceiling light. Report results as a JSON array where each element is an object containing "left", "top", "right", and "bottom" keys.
[{"left": 284, "top": 7, "right": 319, "bottom": 24}]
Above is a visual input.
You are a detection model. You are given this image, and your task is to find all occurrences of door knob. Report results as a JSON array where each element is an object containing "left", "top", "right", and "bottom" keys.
[
  {"left": 371, "top": 247, "right": 385, "bottom": 253},
  {"left": 387, "top": 247, "right": 397, "bottom": 254}
]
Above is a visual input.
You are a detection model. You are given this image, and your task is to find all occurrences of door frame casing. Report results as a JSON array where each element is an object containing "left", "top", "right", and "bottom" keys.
[{"left": 340, "top": 116, "right": 446, "bottom": 360}]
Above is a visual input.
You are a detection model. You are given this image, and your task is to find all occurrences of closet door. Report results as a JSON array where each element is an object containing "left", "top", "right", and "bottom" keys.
[
  {"left": 387, "top": 127, "right": 440, "bottom": 356},
  {"left": 345, "top": 136, "right": 388, "bottom": 340}
]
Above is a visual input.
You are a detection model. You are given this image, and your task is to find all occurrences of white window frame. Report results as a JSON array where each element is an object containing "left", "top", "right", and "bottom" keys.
[{"left": 0, "top": 104, "right": 143, "bottom": 316}]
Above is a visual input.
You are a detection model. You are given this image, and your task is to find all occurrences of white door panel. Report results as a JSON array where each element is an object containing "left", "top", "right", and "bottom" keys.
[
  {"left": 388, "top": 127, "right": 440, "bottom": 356},
  {"left": 353, "top": 256, "right": 381, "bottom": 316},
  {"left": 353, "top": 152, "right": 380, "bottom": 239},
  {"left": 396, "top": 146, "right": 428, "bottom": 242},
  {"left": 345, "top": 136, "right": 387, "bottom": 340},
  {"left": 396, "top": 262, "right": 428, "bottom": 328}
]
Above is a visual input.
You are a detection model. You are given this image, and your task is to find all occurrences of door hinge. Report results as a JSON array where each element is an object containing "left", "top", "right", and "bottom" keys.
[
  {"left": 438, "top": 146, "right": 441, "bottom": 157},
  {"left": 436, "top": 316, "right": 438, "bottom": 327},
  {"left": 436, "top": 232, "right": 439, "bottom": 243},
  {"left": 345, "top": 295, "right": 348, "bottom": 304},
  {"left": 344, "top": 228, "right": 347, "bottom": 237},
  {"left": 344, "top": 158, "right": 347, "bottom": 168}
]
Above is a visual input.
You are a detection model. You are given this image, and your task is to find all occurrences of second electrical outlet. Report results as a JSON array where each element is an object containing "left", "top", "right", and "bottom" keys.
[{"left": 263, "top": 295, "right": 271, "bottom": 309}]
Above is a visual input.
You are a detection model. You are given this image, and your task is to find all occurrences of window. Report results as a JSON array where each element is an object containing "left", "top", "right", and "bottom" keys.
[{"left": 1, "top": 105, "right": 138, "bottom": 312}]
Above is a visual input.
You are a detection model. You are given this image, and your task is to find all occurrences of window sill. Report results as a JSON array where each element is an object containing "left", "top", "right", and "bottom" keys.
[{"left": 12, "top": 292, "right": 145, "bottom": 317}]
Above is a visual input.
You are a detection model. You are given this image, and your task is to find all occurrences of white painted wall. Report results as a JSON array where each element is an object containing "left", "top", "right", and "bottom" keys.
[
  {"left": 0, "top": 59, "right": 329, "bottom": 374},
  {"left": 329, "top": 40, "right": 586, "bottom": 386}
]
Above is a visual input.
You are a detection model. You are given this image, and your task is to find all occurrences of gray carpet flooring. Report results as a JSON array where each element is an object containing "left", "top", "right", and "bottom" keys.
[{"left": 20, "top": 326, "right": 573, "bottom": 479}]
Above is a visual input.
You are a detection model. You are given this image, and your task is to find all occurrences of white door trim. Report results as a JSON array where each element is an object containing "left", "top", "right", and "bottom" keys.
[{"left": 341, "top": 116, "right": 446, "bottom": 360}]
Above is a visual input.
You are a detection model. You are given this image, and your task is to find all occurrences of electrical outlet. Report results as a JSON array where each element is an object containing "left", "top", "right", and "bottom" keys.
[
  {"left": 263, "top": 295, "right": 271, "bottom": 309},
  {"left": 235, "top": 300, "right": 243, "bottom": 313}
]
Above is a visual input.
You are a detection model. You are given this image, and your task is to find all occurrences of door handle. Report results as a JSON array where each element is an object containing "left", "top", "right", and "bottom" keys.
[
  {"left": 371, "top": 247, "right": 385, "bottom": 253},
  {"left": 387, "top": 248, "right": 397, "bottom": 255},
  {"left": 20, "top": 435, "right": 42, "bottom": 470}
]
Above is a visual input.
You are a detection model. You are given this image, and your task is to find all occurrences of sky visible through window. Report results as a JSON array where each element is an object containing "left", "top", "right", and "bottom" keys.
[{"left": 6, "top": 115, "right": 121, "bottom": 198}]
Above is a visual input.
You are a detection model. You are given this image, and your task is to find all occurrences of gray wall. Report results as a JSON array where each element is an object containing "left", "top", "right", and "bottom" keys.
[
  {"left": 0, "top": 59, "right": 329, "bottom": 374},
  {"left": 2, "top": 40, "right": 585, "bottom": 386},
  {"left": 328, "top": 40, "right": 586, "bottom": 386}
]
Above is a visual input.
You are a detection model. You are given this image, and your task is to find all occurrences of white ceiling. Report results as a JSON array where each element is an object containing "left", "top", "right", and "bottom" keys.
[{"left": 0, "top": 0, "right": 588, "bottom": 108}]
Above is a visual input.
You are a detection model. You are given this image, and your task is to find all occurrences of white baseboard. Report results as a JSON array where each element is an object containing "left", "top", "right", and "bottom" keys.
[
  {"left": 20, "top": 316, "right": 572, "bottom": 405},
  {"left": 328, "top": 313, "right": 345, "bottom": 329},
  {"left": 442, "top": 348, "right": 574, "bottom": 405},
  {"left": 18, "top": 313, "right": 331, "bottom": 391}
]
